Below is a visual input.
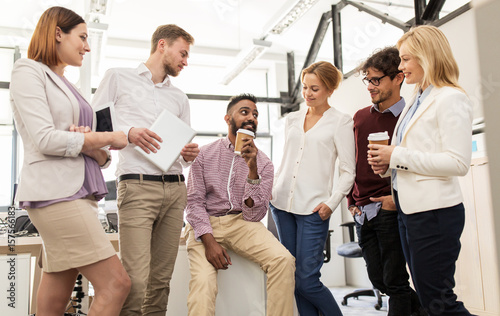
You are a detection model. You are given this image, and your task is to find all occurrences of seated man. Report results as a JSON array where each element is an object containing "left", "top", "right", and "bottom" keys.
[{"left": 185, "top": 93, "right": 295, "bottom": 316}]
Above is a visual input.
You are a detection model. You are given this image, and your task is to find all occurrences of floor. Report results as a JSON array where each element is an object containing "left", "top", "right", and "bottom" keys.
[{"left": 330, "top": 286, "right": 389, "bottom": 316}]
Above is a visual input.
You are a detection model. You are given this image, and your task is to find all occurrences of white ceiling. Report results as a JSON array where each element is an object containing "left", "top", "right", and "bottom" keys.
[{"left": 0, "top": 0, "right": 470, "bottom": 91}]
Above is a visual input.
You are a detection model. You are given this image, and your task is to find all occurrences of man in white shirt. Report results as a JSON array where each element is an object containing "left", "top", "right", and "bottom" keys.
[{"left": 92, "top": 24, "right": 199, "bottom": 316}]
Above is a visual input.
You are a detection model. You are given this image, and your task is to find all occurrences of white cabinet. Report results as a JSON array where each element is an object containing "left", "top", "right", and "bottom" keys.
[
  {"left": 167, "top": 246, "right": 267, "bottom": 315},
  {"left": 457, "top": 157, "right": 500, "bottom": 316}
]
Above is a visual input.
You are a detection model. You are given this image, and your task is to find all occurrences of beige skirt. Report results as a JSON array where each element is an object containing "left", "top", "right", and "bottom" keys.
[{"left": 27, "top": 198, "right": 116, "bottom": 272}]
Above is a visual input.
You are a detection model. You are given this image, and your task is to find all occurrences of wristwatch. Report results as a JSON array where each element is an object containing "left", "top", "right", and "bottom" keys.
[
  {"left": 100, "top": 149, "right": 112, "bottom": 168},
  {"left": 246, "top": 175, "right": 261, "bottom": 185}
]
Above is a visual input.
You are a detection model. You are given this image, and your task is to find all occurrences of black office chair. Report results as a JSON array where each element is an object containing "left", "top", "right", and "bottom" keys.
[
  {"left": 336, "top": 221, "right": 383, "bottom": 310},
  {"left": 323, "top": 229, "right": 334, "bottom": 263}
]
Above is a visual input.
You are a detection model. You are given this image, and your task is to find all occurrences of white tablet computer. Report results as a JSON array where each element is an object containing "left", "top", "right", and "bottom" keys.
[{"left": 134, "top": 110, "right": 197, "bottom": 172}]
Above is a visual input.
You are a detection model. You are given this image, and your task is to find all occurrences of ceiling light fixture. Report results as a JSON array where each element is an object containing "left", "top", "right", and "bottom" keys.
[
  {"left": 266, "top": 0, "right": 321, "bottom": 35},
  {"left": 85, "top": 0, "right": 109, "bottom": 76},
  {"left": 90, "top": 0, "right": 108, "bottom": 15},
  {"left": 221, "top": 0, "right": 319, "bottom": 85},
  {"left": 221, "top": 39, "right": 272, "bottom": 85}
]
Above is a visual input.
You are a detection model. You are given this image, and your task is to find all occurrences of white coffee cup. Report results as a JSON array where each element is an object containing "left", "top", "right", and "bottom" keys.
[
  {"left": 234, "top": 129, "right": 255, "bottom": 155},
  {"left": 368, "top": 131, "right": 390, "bottom": 145}
]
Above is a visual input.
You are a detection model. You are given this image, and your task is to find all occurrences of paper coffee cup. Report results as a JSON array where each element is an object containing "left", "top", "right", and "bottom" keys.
[
  {"left": 234, "top": 129, "right": 255, "bottom": 155},
  {"left": 368, "top": 131, "right": 389, "bottom": 145}
]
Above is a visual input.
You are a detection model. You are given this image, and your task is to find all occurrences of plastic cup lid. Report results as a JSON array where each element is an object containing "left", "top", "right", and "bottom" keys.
[
  {"left": 368, "top": 131, "right": 389, "bottom": 141},
  {"left": 237, "top": 129, "right": 255, "bottom": 137}
]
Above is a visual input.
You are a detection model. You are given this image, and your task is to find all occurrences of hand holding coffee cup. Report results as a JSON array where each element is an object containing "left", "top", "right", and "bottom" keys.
[
  {"left": 234, "top": 128, "right": 255, "bottom": 156},
  {"left": 367, "top": 131, "right": 394, "bottom": 174}
]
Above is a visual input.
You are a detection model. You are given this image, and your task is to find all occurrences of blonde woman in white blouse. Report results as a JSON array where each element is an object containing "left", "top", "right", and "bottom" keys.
[{"left": 271, "top": 61, "right": 355, "bottom": 316}]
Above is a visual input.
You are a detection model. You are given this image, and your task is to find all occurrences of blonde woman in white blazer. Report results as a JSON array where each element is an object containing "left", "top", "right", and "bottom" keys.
[
  {"left": 368, "top": 26, "right": 473, "bottom": 316},
  {"left": 10, "top": 7, "right": 130, "bottom": 316}
]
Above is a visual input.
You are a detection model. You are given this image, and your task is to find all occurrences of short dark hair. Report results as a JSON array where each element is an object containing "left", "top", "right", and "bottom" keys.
[
  {"left": 151, "top": 24, "right": 194, "bottom": 54},
  {"left": 358, "top": 46, "right": 401, "bottom": 79},
  {"left": 226, "top": 93, "right": 257, "bottom": 114}
]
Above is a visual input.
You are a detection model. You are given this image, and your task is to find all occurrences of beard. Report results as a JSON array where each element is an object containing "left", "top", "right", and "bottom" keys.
[
  {"left": 229, "top": 118, "right": 257, "bottom": 137},
  {"left": 162, "top": 55, "right": 180, "bottom": 77},
  {"left": 371, "top": 88, "right": 393, "bottom": 105},
  {"left": 164, "top": 62, "right": 179, "bottom": 77}
]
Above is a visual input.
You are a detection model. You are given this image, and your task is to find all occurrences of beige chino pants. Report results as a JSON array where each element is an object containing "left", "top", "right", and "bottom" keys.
[
  {"left": 117, "top": 178, "right": 186, "bottom": 316},
  {"left": 185, "top": 213, "right": 295, "bottom": 316}
]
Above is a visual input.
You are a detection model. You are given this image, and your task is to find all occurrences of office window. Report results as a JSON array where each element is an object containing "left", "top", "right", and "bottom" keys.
[
  {"left": 0, "top": 48, "right": 14, "bottom": 82},
  {"left": 190, "top": 99, "right": 270, "bottom": 135},
  {"left": 0, "top": 88, "right": 12, "bottom": 125},
  {"left": 0, "top": 126, "right": 13, "bottom": 206},
  {"left": 0, "top": 48, "right": 15, "bottom": 208},
  {"left": 171, "top": 64, "right": 270, "bottom": 97}
]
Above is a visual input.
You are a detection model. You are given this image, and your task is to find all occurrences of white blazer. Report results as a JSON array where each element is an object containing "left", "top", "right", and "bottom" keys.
[
  {"left": 388, "top": 86, "right": 473, "bottom": 214},
  {"left": 10, "top": 58, "right": 92, "bottom": 202}
]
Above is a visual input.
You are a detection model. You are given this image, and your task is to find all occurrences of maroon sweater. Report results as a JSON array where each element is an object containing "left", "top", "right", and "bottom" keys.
[{"left": 347, "top": 105, "right": 401, "bottom": 207}]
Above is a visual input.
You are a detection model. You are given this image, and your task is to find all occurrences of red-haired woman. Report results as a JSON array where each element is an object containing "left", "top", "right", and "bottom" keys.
[{"left": 10, "top": 6, "right": 130, "bottom": 316}]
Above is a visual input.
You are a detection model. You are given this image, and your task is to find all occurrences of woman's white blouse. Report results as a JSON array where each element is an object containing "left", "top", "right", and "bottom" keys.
[{"left": 271, "top": 107, "right": 356, "bottom": 215}]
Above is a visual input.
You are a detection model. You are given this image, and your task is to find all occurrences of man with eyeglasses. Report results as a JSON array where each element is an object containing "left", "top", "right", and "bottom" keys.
[{"left": 347, "top": 47, "right": 425, "bottom": 316}]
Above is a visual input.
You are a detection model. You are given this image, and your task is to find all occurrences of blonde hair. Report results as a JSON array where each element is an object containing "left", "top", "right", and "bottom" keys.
[
  {"left": 397, "top": 25, "right": 462, "bottom": 91},
  {"left": 28, "top": 6, "right": 85, "bottom": 66},
  {"left": 301, "top": 61, "right": 343, "bottom": 92}
]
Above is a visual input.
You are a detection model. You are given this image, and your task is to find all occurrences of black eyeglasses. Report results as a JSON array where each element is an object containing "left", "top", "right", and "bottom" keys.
[{"left": 362, "top": 75, "right": 388, "bottom": 86}]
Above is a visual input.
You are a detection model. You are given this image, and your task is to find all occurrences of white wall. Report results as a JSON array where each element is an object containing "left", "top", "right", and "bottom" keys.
[
  {"left": 473, "top": 0, "right": 500, "bottom": 289},
  {"left": 325, "top": 6, "right": 482, "bottom": 288},
  {"left": 439, "top": 7, "right": 483, "bottom": 120}
]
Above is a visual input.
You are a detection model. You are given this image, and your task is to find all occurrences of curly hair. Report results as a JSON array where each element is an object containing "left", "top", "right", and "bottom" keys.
[{"left": 358, "top": 46, "right": 401, "bottom": 79}]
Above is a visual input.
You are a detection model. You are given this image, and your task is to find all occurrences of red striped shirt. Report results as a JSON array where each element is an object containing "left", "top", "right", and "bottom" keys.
[{"left": 186, "top": 138, "right": 274, "bottom": 239}]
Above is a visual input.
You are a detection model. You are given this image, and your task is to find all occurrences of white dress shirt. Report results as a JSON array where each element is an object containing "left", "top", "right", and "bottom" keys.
[
  {"left": 92, "top": 63, "right": 191, "bottom": 177},
  {"left": 271, "top": 107, "right": 356, "bottom": 215}
]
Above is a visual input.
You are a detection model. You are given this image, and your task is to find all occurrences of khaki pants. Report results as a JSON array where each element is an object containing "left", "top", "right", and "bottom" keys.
[
  {"left": 185, "top": 214, "right": 295, "bottom": 316},
  {"left": 117, "top": 178, "right": 186, "bottom": 316}
]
